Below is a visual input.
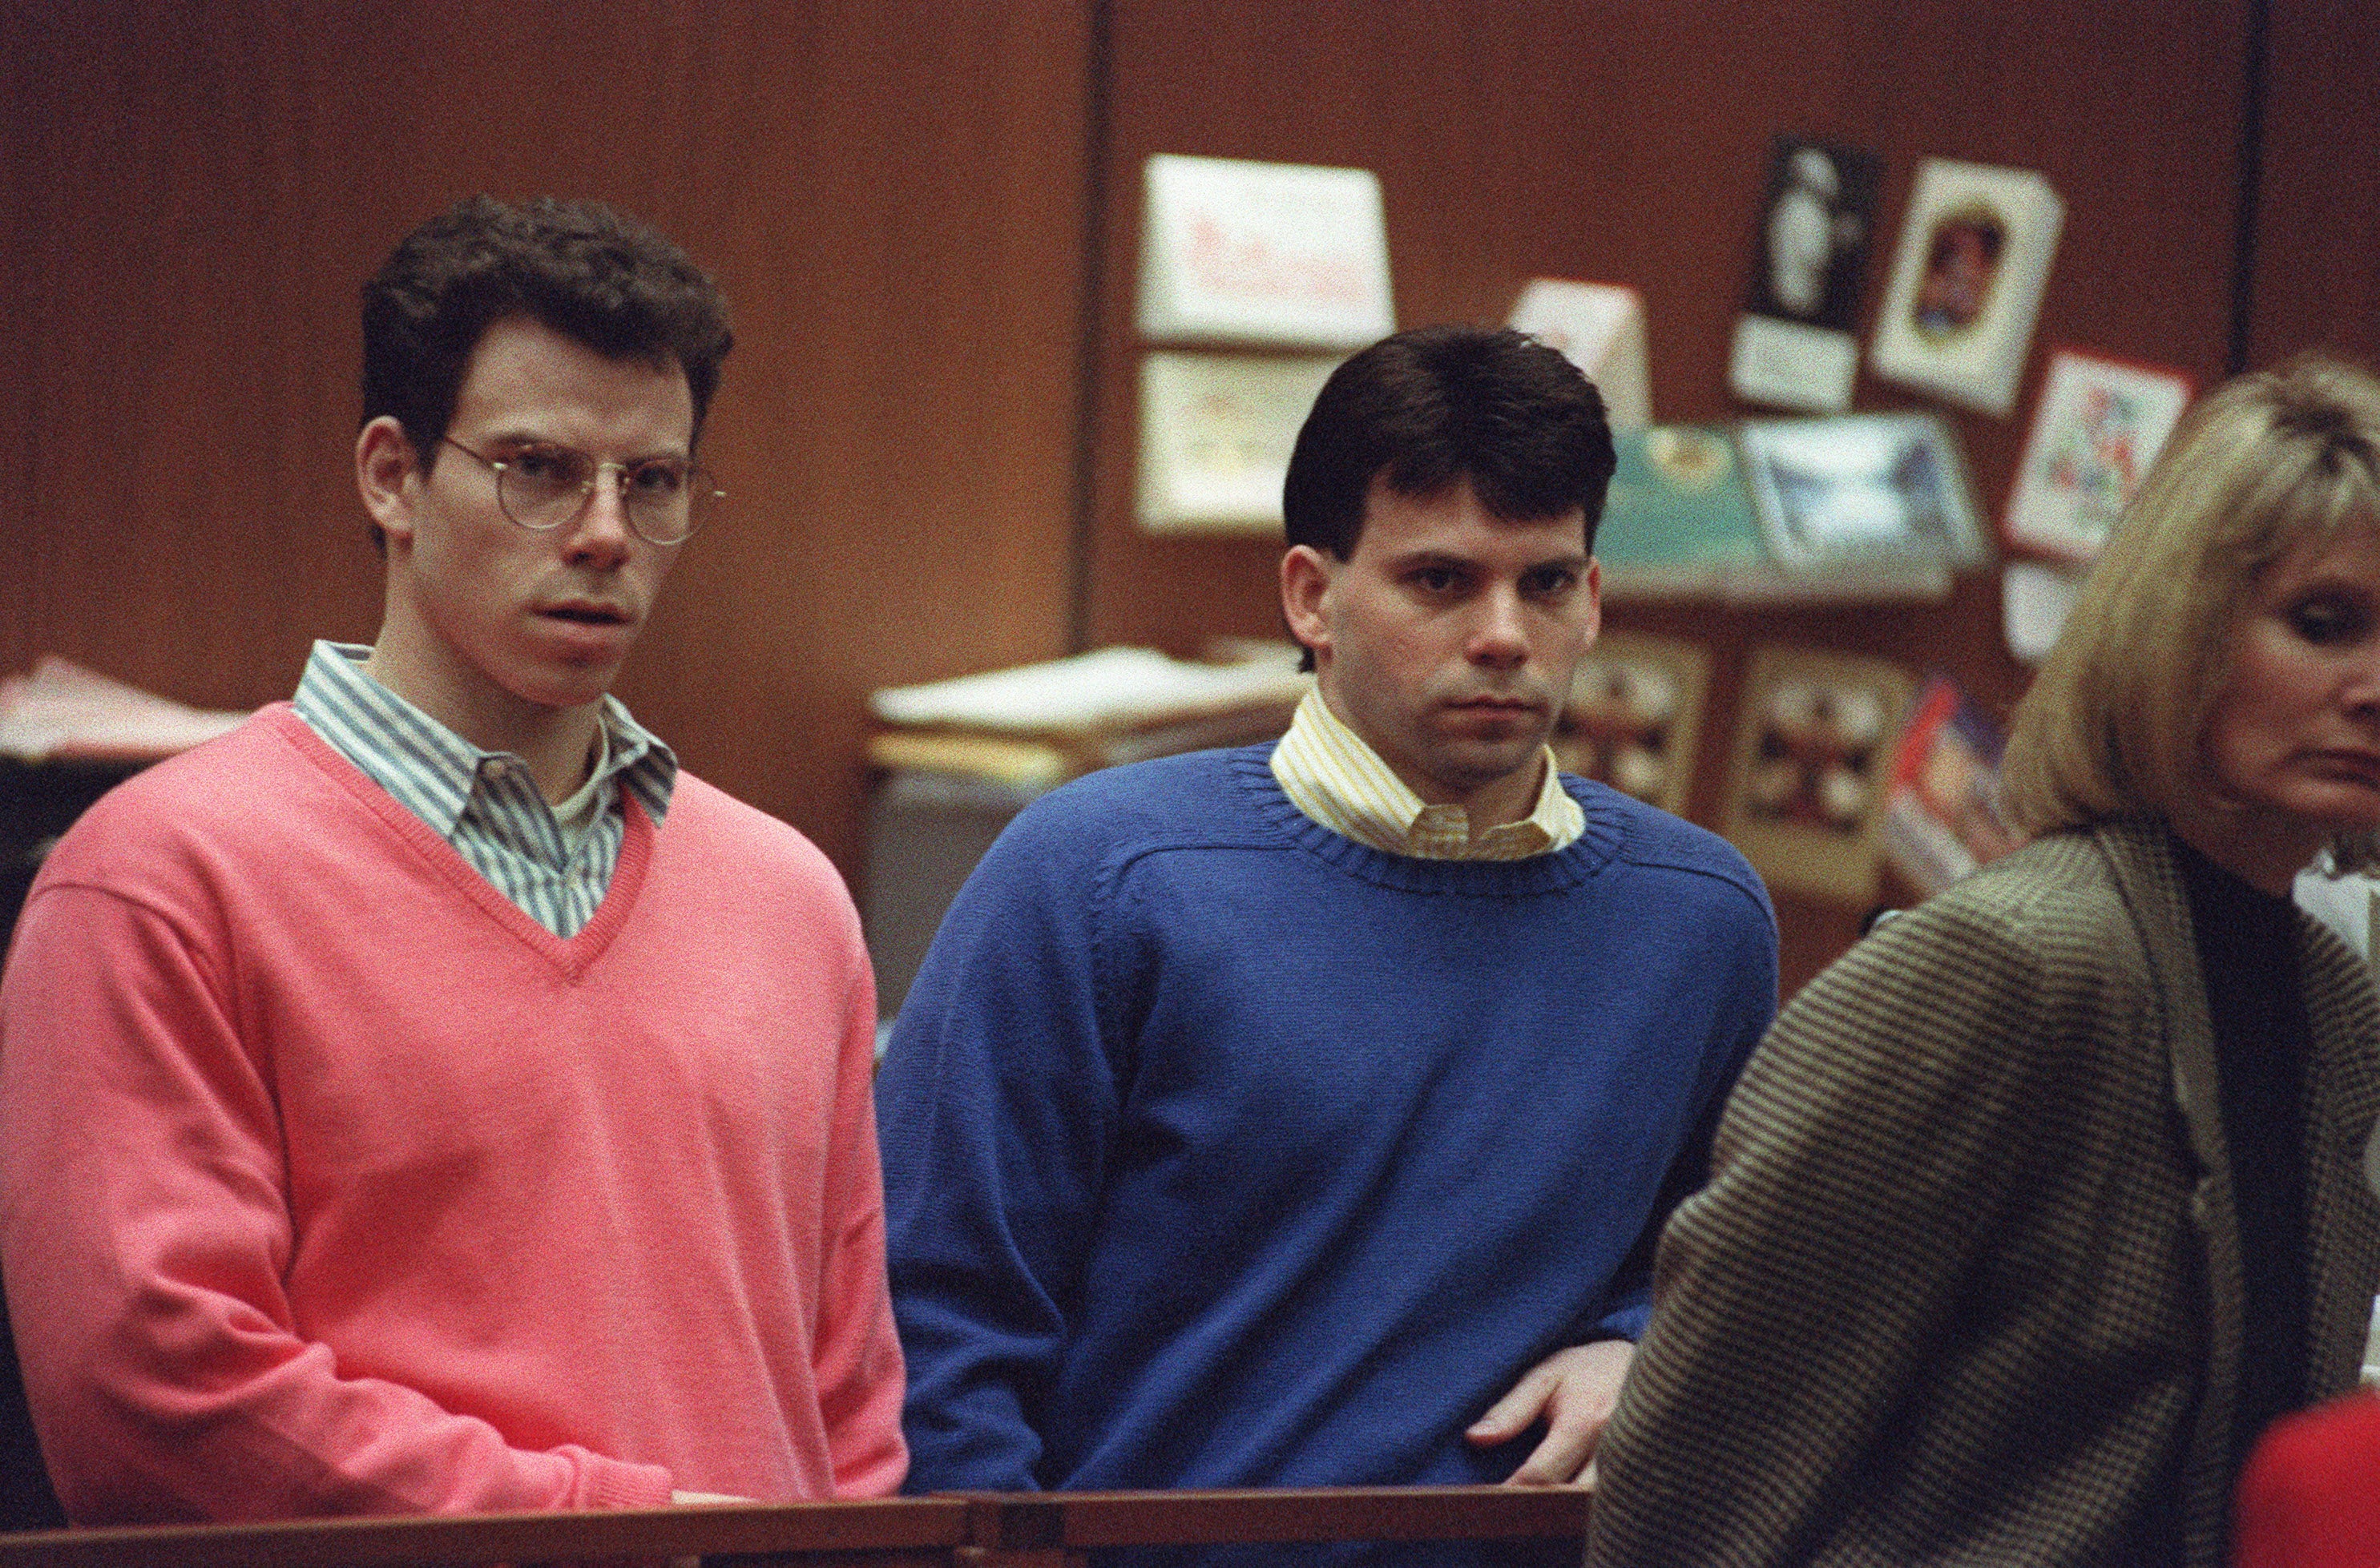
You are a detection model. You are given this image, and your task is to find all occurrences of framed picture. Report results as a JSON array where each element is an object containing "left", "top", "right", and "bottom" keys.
[
  {"left": 1721, "top": 645, "right": 1916, "bottom": 905},
  {"left": 1136, "top": 154, "right": 1394, "bottom": 349},
  {"left": 1135, "top": 351, "right": 1341, "bottom": 532},
  {"left": 1879, "top": 674, "right": 2022, "bottom": 897},
  {"left": 2003, "top": 347, "right": 2195, "bottom": 562},
  {"left": 1870, "top": 159, "right": 2064, "bottom": 416},
  {"left": 1507, "top": 278, "right": 1650, "bottom": 431},
  {"left": 1737, "top": 412, "right": 1987, "bottom": 575},
  {"left": 1552, "top": 631, "right": 1712, "bottom": 816},
  {"left": 1729, "top": 134, "right": 1884, "bottom": 413}
]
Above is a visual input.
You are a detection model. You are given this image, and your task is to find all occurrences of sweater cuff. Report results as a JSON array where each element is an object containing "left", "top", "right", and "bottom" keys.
[
  {"left": 1593, "top": 1301, "right": 1652, "bottom": 1342},
  {"left": 579, "top": 1454, "right": 676, "bottom": 1510}
]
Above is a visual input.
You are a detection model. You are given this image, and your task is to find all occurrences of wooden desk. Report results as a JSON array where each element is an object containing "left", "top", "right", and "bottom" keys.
[{"left": 0, "top": 1486, "right": 1591, "bottom": 1567}]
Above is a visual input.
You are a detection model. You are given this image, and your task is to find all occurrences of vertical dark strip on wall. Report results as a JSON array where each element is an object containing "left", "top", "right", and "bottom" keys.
[
  {"left": 2229, "top": 0, "right": 2271, "bottom": 375},
  {"left": 1066, "top": 0, "right": 1116, "bottom": 653}
]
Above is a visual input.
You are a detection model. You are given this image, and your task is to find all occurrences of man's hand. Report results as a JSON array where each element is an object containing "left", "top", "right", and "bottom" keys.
[{"left": 1464, "top": 1340, "right": 1636, "bottom": 1486}]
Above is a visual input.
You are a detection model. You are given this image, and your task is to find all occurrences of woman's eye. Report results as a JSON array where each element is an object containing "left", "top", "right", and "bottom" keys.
[{"left": 2289, "top": 597, "right": 2367, "bottom": 644}]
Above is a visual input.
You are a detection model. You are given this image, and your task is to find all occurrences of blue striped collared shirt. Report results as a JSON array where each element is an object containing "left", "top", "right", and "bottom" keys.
[{"left": 292, "top": 640, "right": 675, "bottom": 937}]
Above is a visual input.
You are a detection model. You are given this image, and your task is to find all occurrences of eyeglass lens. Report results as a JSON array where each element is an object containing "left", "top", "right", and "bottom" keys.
[{"left": 498, "top": 446, "right": 717, "bottom": 543}]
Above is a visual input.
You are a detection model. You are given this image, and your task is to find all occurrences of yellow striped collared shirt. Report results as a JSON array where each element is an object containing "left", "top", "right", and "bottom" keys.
[{"left": 1268, "top": 687, "right": 1583, "bottom": 861}]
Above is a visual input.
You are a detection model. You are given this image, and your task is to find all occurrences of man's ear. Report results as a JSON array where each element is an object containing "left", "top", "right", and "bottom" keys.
[
  {"left": 1280, "top": 545, "right": 1335, "bottom": 663},
  {"left": 356, "top": 417, "right": 422, "bottom": 546}
]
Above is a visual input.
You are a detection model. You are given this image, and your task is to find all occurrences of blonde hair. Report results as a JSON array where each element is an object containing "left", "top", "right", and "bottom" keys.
[{"left": 2001, "top": 353, "right": 2380, "bottom": 871}]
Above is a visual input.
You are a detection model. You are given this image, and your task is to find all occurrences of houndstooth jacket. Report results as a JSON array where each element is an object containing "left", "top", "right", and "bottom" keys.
[{"left": 1585, "top": 818, "right": 2380, "bottom": 1568}]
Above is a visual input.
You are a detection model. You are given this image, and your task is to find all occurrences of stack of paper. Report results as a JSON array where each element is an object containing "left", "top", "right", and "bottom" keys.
[
  {"left": 0, "top": 657, "right": 251, "bottom": 763},
  {"left": 869, "top": 646, "right": 1311, "bottom": 788}
]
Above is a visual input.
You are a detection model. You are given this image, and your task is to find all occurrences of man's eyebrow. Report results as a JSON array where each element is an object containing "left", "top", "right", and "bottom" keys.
[{"left": 477, "top": 430, "right": 692, "bottom": 462}]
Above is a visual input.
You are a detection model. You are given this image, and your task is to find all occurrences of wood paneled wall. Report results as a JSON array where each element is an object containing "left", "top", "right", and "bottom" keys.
[
  {"left": 4, "top": 0, "right": 2373, "bottom": 996},
  {"left": 1083, "top": 0, "right": 2258, "bottom": 990},
  {"left": 0, "top": 0, "right": 1089, "bottom": 878}
]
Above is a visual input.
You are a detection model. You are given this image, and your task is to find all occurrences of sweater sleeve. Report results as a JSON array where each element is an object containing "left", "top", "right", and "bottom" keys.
[
  {"left": 1589, "top": 867, "right": 1777, "bottom": 1346},
  {"left": 1583, "top": 892, "right": 2080, "bottom": 1568},
  {"left": 810, "top": 928, "right": 910, "bottom": 1498},
  {"left": 0, "top": 878, "right": 674, "bottom": 1523},
  {"left": 873, "top": 800, "right": 1124, "bottom": 1492}
]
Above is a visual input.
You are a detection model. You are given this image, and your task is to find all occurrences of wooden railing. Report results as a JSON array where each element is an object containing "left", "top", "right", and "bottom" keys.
[{"left": 0, "top": 1486, "right": 1592, "bottom": 1568}]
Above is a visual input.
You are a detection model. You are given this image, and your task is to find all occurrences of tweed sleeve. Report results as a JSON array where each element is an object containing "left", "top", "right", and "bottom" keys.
[{"left": 1586, "top": 868, "right": 2136, "bottom": 1567}]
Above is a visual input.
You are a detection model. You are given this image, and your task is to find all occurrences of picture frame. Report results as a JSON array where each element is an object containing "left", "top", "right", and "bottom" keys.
[
  {"left": 1135, "top": 351, "right": 1341, "bottom": 532},
  {"left": 1878, "top": 674, "right": 2022, "bottom": 897},
  {"left": 1136, "top": 154, "right": 1395, "bottom": 349},
  {"left": 1721, "top": 645, "right": 1916, "bottom": 905},
  {"left": 1728, "top": 134, "right": 1884, "bottom": 413},
  {"left": 1592, "top": 425, "right": 1763, "bottom": 600},
  {"left": 1507, "top": 278, "right": 1650, "bottom": 431},
  {"left": 1737, "top": 412, "right": 1987, "bottom": 578},
  {"left": 1869, "top": 158, "right": 2064, "bottom": 416},
  {"left": 1552, "top": 630, "right": 1712, "bottom": 816},
  {"left": 2002, "top": 347, "right": 2195, "bottom": 562}
]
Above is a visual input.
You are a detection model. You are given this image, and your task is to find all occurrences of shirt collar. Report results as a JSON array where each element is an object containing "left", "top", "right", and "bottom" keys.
[
  {"left": 1269, "top": 687, "right": 1583, "bottom": 861},
  {"left": 294, "top": 640, "right": 676, "bottom": 834}
]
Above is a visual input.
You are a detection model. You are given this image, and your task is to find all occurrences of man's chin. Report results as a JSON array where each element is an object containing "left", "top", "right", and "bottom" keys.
[{"left": 1428, "top": 740, "right": 1551, "bottom": 797}]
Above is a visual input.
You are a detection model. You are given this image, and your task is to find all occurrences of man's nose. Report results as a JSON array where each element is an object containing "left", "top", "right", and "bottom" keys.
[
  {"left": 1468, "top": 588, "right": 1529, "bottom": 667},
  {"left": 562, "top": 470, "right": 636, "bottom": 563}
]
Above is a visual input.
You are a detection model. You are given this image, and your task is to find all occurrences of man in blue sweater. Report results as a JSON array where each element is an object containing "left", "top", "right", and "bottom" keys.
[{"left": 876, "top": 327, "right": 1777, "bottom": 1531}]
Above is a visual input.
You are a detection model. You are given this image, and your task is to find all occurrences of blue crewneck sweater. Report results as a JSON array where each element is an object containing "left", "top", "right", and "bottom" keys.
[{"left": 878, "top": 744, "right": 1777, "bottom": 1503}]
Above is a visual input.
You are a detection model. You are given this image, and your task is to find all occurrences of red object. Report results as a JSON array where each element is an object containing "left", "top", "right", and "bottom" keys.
[{"left": 2236, "top": 1390, "right": 2380, "bottom": 1566}]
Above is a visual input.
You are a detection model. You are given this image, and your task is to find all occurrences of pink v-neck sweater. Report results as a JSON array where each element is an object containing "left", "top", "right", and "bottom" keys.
[{"left": 0, "top": 705, "right": 906, "bottom": 1522}]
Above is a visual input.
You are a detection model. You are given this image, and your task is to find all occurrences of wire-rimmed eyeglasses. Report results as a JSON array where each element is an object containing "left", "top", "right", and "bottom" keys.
[{"left": 440, "top": 437, "right": 722, "bottom": 545}]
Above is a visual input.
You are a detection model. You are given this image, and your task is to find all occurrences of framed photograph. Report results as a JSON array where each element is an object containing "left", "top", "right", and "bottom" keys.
[
  {"left": 1594, "top": 425, "right": 1764, "bottom": 599},
  {"left": 1729, "top": 135, "right": 1883, "bottom": 413},
  {"left": 1737, "top": 412, "right": 1987, "bottom": 575},
  {"left": 2003, "top": 347, "right": 2195, "bottom": 562},
  {"left": 1552, "top": 631, "right": 1712, "bottom": 816},
  {"left": 1136, "top": 154, "right": 1395, "bottom": 349},
  {"left": 1879, "top": 674, "right": 2022, "bottom": 897},
  {"left": 1507, "top": 278, "right": 1649, "bottom": 431},
  {"left": 1870, "top": 159, "right": 2064, "bottom": 416},
  {"left": 1721, "top": 645, "right": 1916, "bottom": 905},
  {"left": 1135, "top": 351, "right": 1341, "bottom": 532}
]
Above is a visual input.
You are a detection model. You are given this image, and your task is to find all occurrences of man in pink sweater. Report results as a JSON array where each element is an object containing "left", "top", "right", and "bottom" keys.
[{"left": 0, "top": 196, "right": 906, "bottom": 1522}]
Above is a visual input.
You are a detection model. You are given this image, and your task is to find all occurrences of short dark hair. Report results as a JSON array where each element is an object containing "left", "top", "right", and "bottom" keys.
[
  {"left": 1282, "top": 324, "right": 1616, "bottom": 563},
  {"left": 361, "top": 195, "right": 733, "bottom": 467}
]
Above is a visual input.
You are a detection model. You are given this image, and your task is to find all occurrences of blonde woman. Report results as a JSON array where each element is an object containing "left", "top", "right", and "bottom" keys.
[{"left": 1587, "top": 357, "right": 2380, "bottom": 1568}]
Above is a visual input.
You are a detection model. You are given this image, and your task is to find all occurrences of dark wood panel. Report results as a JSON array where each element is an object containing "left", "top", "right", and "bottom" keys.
[
  {"left": 0, "top": 0, "right": 1091, "bottom": 877},
  {"left": 2, "top": 0, "right": 2320, "bottom": 985},
  {"left": 2250, "top": 0, "right": 2380, "bottom": 369},
  {"left": 1089, "top": 0, "right": 2250, "bottom": 997},
  {"left": 0, "top": 1489, "right": 1583, "bottom": 1567}
]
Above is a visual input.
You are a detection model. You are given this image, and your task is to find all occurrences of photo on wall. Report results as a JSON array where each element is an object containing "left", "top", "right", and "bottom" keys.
[
  {"left": 1737, "top": 412, "right": 1987, "bottom": 580},
  {"left": 1721, "top": 645, "right": 1916, "bottom": 905},
  {"left": 1870, "top": 158, "right": 2064, "bottom": 416},
  {"left": 1552, "top": 631, "right": 1712, "bottom": 816},
  {"left": 2002, "top": 347, "right": 2195, "bottom": 562},
  {"left": 1728, "top": 134, "right": 1884, "bottom": 413}
]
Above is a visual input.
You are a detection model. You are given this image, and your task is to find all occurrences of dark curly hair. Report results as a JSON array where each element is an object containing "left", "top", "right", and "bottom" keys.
[{"left": 361, "top": 195, "right": 732, "bottom": 467}]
